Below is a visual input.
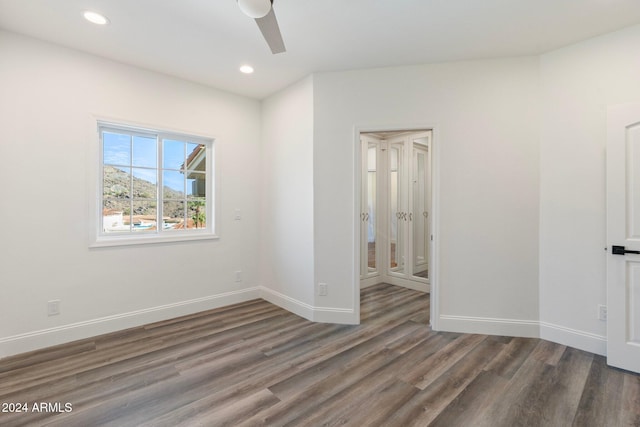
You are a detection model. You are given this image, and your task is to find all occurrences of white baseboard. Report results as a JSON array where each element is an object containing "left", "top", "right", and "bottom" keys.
[
  {"left": 540, "top": 322, "right": 607, "bottom": 356},
  {"left": 0, "top": 288, "right": 260, "bottom": 359},
  {"left": 360, "top": 277, "right": 429, "bottom": 293},
  {"left": 438, "top": 315, "right": 607, "bottom": 356},
  {"left": 259, "top": 287, "right": 315, "bottom": 321},
  {"left": 1, "top": 288, "right": 607, "bottom": 360},
  {"left": 259, "top": 287, "right": 358, "bottom": 325},
  {"left": 386, "top": 277, "right": 429, "bottom": 293},
  {"left": 360, "top": 275, "right": 382, "bottom": 288},
  {"left": 438, "top": 314, "right": 540, "bottom": 338},
  {"left": 312, "top": 305, "right": 359, "bottom": 324}
]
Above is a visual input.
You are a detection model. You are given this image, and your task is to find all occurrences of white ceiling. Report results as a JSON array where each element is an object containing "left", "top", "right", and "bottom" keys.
[{"left": 1, "top": 0, "right": 640, "bottom": 99}]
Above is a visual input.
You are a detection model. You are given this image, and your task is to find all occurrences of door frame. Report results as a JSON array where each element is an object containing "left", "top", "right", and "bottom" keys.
[{"left": 353, "top": 124, "right": 440, "bottom": 329}]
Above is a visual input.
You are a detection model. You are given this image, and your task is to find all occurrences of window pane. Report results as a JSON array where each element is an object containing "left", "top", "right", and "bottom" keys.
[
  {"left": 163, "top": 140, "right": 185, "bottom": 170},
  {"left": 132, "top": 201, "right": 157, "bottom": 232},
  {"left": 103, "top": 132, "right": 131, "bottom": 166},
  {"left": 188, "top": 200, "right": 206, "bottom": 229},
  {"left": 163, "top": 170, "right": 185, "bottom": 198},
  {"left": 132, "top": 135, "right": 157, "bottom": 168},
  {"left": 187, "top": 171, "right": 206, "bottom": 198},
  {"left": 164, "top": 201, "right": 184, "bottom": 230},
  {"left": 103, "top": 166, "right": 131, "bottom": 199},
  {"left": 133, "top": 168, "right": 157, "bottom": 200}
]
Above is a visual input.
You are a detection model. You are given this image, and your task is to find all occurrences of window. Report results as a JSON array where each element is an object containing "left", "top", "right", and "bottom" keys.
[{"left": 95, "top": 122, "right": 215, "bottom": 246}]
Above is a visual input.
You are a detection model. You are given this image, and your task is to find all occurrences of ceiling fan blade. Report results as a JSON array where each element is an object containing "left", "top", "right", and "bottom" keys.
[{"left": 255, "top": 8, "right": 286, "bottom": 54}]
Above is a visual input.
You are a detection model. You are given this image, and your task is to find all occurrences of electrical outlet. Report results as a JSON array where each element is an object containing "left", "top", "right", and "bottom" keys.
[
  {"left": 235, "top": 270, "right": 243, "bottom": 282},
  {"left": 47, "top": 300, "right": 61, "bottom": 316},
  {"left": 318, "top": 283, "right": 328, "bottom": 296},
  {"left": 598, "top": 304, "right": 607, "bottom": 321}
]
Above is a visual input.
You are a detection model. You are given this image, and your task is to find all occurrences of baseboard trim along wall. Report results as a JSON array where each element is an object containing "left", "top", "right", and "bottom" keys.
[
  {"left": 1, "top": 290, "right": 607, "bottom": 359},
  {"left": 540, "top": 322, "right": 607, "bottom": 356},
  {"left": 259, "top": 286, "right": 357, "bottom": 324},
  {"left": 0, "top": 288, "right": 261, "bottom": 359},
  {"left": 438, "top": 315, "right": 540, "bottom": 338},
  {"left": 438, "top": 315, "right": 607, "bottom": 356}
]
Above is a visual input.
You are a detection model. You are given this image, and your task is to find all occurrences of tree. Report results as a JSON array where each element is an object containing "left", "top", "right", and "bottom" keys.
[{"left": 189, "top": 200, "right": 206, "bottom": 228}]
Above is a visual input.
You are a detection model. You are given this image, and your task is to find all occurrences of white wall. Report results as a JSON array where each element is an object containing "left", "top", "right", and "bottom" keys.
[
  {"left": 0, "top": 31, "right": 262, "bottom": 357},
  {"left": 313, "top": 58, "right": 541, "bottom": 332},
  {"left": 260, "top": 76, "right": 316, "bottom": 316},
  {"left": 539, "top": 24, "right": 640, "bottom": 355}
]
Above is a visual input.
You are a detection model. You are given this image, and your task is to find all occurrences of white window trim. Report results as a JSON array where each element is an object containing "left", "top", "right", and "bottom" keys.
[{"left": 89, "top": 120, "right": 219, "bottom": 248}]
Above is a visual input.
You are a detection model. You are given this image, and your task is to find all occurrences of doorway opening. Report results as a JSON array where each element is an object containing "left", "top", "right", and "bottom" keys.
[{"left": 359, "top": 129, "right": 434, "bottom": 295}]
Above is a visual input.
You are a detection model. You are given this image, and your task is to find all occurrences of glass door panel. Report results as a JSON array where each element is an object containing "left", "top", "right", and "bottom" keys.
[
  {"left": 412, "top": 143, "right": 429, "bottom": 279},
  {"left": 361, "top": 137, "right": 379, "bottom": 279},
  {"left": 389, "top": 142, "right": 405, "bottom": 274},
  {"left": 367, "top": 144, "right": 377, "bottom": 273}
]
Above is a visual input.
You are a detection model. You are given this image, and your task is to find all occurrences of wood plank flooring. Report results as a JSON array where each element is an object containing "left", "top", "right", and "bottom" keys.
[{"left": 1, "top": 283, "right": 639, "bottom": 426}]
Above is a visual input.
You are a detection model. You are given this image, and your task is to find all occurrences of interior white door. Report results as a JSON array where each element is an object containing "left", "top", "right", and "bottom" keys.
[
  {"left": 388, "top": 137, "right": 407, "bottom": 276},
  {"left": 411, "top": 138, "right": 431, "bottom": 279},
  {"left": 606, "top": 103, "right": 640, "bottom": 373},
  {"left": 360, "top": 135, "right": 380, "bottom": 280},
  {"left": 359, "top": 130, "right": 432, "bottom": 292}
]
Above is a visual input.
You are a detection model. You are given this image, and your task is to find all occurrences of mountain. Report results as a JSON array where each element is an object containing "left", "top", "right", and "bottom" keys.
[{"left": 102, "top": 165, "right": 196, "bottom": 221}]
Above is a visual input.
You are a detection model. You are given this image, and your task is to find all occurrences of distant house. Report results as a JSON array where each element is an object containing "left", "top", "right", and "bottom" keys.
[
  {"left": 184, "top": 144, "right": 206, "bottom": 198},
  {"left": 102, "top": 209, "right": 124, "bottom": 231}
]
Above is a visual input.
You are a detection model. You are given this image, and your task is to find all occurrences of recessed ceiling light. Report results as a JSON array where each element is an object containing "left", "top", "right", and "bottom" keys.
[
  {"left": 240, "top": 65, "right": 254, "bottom": 74},
  {"left": 83, "top": 11, "right": 110, "bottom": 25}
]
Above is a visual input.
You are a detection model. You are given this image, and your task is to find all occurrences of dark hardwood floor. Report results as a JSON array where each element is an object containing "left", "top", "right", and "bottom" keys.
[{"left": 1, "top": 283, "right": 639, "bottom": 426}]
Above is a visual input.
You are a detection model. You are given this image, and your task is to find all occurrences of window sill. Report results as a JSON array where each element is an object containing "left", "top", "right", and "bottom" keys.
[{"left": 90, "top": 232, "right": 219, "bottom": 248}]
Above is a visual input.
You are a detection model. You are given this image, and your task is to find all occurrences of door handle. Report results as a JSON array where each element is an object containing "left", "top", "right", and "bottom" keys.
[{"left": 612, "top": 245, "right": 640, "bottom": 255}]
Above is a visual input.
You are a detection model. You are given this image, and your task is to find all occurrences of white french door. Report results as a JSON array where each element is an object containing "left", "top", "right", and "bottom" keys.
[
  {"left": 388, "top": 136, "right": 408, "bottom": 278},
  {"left": 387, "top": 133, "right": 432, "bottom": 284},
  {"left": 412, "top": 143, "right": 430, "bottom": 278},
  {"left": 360, "top": 131, "right": 432, "bottom": 291},
  {"left": 606, "top": 103, "right": 640, "bottom": 373},
  {"left": 360, "top": 135, "right": 381, "bottom": 282}
]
